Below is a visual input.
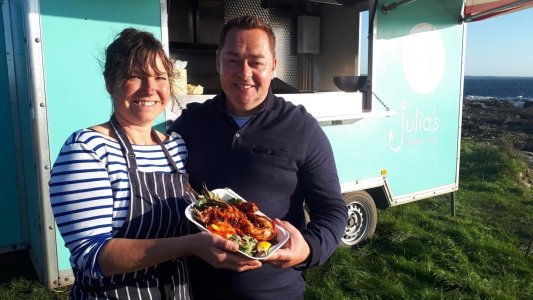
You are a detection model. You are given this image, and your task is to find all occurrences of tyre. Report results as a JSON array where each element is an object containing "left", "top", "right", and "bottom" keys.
[{"left": 341, "top": 191, "right": 377, "bottom": 246}]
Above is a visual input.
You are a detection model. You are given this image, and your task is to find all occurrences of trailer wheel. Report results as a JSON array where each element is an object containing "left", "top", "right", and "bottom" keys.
[{"left": 342, "top": 191, "right": 377, "bottom": 246}]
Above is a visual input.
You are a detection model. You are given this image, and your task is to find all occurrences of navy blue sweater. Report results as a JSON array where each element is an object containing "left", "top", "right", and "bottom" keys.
[{"left": 169, "top": 90, "right": 347, "bottom": 300}]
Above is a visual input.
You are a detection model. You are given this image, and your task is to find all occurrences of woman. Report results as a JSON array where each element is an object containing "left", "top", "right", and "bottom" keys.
[{"left": 49, "top": 28, "right": 260, "bottom": 300}]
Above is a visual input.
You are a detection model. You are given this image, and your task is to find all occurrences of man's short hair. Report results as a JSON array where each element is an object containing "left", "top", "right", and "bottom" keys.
[{"left": 219, "top": 15, "right": 276, "bottom": 57}]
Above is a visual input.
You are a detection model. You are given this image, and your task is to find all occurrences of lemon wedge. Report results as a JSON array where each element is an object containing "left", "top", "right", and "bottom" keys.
[{"left": 257, "top": 241, "right": 272, "bottom": 255}]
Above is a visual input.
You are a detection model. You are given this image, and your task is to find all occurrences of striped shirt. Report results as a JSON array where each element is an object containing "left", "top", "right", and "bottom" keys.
[{"left": 49, "top": 128, "right": 187, "bottom": 279}]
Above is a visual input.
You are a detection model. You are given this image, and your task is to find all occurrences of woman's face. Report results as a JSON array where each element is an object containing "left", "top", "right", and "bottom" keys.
[{"left": 110, "top": 55, "right": 170, "bottom": 127}]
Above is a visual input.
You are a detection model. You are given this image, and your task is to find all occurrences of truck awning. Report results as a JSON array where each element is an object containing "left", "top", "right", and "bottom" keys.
[{"left": 463, "top": 0, "right": 533, "bottom": 22}]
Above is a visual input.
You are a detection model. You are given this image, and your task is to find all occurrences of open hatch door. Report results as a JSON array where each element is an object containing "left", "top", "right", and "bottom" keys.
[{"left": 463, "top": 0, "right": 533, "bottom": 22}]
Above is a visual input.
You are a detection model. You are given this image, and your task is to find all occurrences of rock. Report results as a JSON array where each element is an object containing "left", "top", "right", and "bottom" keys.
[
  {"left": 462, "top": 98, "right": 533, "bottom": 152},
  {"left": 463, "top": 99, "right": 533, "bottom": 187}
]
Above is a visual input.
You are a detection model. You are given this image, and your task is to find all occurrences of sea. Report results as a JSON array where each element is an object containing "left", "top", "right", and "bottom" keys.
[{"left": 464, "top": 76, "right": 533, "bottom": 107}]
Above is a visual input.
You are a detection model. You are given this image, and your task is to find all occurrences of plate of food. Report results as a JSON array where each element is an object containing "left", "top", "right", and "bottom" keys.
[{"left": 184, "top": 185, "right": 289, "bottom": 260}]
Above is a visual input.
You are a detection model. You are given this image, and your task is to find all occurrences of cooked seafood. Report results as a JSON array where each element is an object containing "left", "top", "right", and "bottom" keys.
[{"left": 188, "top": 183, "right": 277, "bottom": 257}]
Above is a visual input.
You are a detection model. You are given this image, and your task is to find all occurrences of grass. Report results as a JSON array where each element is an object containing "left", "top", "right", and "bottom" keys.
[
  {"left": 0, "top": 251, "right": 69, "bottom": 300},
  {"left": 305, "top": 140, "right": 533, "bottom": 299},
  {"left": 1, "top": 140, "right": 532, "bottom": 299}
]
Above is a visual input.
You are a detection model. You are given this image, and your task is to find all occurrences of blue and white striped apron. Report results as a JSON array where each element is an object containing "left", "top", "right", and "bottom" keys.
[{"left": 70, "top": 116, "right": 192, "bottom": 300}]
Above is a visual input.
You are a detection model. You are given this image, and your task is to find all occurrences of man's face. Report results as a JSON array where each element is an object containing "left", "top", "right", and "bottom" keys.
[{"left": 216, "top": 28, "right": 277, "bottom": 116}]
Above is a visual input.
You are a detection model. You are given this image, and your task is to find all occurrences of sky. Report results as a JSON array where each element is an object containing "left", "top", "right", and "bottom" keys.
[{"left": 465, "top": 7, "right": 533, "bottom": 77}]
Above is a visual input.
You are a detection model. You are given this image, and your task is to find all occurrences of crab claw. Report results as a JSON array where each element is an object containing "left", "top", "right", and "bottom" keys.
[{"left": 201, "top": 181, "right": 211, "bottom": 199}]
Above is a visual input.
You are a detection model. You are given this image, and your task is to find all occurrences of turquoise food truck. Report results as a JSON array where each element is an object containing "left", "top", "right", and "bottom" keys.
[{"left": 2, "top": 0, "right": 531, "bottom": 289}]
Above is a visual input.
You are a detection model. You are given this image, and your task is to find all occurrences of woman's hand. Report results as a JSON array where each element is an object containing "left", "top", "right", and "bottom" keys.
[
  {"left": 265, "top": 219, "right": 310, "bottom": 268},
  {"left": 190, "top": 232, "right": 262, "bottom": 272},
  {"left": 98, "top": 232, "right": 261, "bottom": 276}
]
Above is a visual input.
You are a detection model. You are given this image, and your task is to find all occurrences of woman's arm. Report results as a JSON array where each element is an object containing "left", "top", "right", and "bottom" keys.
[
  {"left": 98, "top": 232, "right": 261, "bottom": 275},
  {"left": 50, "top": 132, "right": 116, "bottom": 278}
]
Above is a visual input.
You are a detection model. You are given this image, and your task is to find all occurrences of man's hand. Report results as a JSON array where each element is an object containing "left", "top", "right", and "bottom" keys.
[{"left": 265, "top": 219, "right": 310, "bottom": 268}]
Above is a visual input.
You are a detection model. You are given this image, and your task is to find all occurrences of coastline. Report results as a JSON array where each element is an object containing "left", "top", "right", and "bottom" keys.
[
  {"left": 462, "top": 98, "right": 533, "bottom": 150},
  {"left": 462, "top": 98, "right": 533, "bottom": 171}
]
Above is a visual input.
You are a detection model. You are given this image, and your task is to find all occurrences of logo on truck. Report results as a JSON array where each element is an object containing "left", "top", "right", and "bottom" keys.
[
  {"left": 388, "top": 100, "right": 440, "bottom": 151},
  {"left": 389, "top": 23, "right": 444, "bottom": 152}
]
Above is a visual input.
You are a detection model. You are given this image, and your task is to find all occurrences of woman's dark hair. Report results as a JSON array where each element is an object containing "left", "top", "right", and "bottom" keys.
[
  {"left": 103, "top": 28, "right": 174, "bottom": 93},
  {"left": 218, "top": 15, "right": 276, "bottom": 57}
]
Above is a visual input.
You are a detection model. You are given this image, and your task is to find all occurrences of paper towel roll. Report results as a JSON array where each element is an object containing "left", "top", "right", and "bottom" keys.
[{"left": 173, "top": 68, "right": 187, "bottom": 96}]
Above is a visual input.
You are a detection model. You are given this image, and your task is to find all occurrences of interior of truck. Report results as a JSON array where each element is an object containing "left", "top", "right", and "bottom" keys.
[{"left": 166, "top": 0, "right": 369, "bottom": 94}]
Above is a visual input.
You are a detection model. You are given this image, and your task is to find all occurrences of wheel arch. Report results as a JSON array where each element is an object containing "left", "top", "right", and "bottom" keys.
[{"left": 366, "top": 185, "right": 392, "bottom": 209}]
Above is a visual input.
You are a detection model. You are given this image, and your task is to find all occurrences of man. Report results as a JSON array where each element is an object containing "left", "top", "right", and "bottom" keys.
[{"left": 169, "top": 15, "right": 348, "bottom": 299}]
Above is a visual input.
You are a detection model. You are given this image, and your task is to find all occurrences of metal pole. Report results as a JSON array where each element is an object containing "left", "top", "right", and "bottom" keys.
[
  {"left": 381, "top": 0, "right": 416, "bottom": 15},
  {"left": 364, "top": 0, "right": 377, "bottom": 112},
  {"left": 450, "top": 192, "right": 456, "bottom": 217},
  {"left": 23, "top": 0, "right": 59, "bottom": 288}
]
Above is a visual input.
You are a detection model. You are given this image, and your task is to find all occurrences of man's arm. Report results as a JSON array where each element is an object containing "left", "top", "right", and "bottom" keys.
[{"left": 299, "top": 122, "right": 348, "bottom": 267}]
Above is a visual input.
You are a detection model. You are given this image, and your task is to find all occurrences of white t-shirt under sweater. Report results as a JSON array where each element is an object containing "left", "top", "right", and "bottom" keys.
[{"left": 49, "top": 128, "right": 187, "bottom": 278}]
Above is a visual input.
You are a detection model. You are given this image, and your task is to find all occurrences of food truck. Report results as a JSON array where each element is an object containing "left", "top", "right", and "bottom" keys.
[{"left": 2, "top": 0, "right": 532, "bottom": 289}]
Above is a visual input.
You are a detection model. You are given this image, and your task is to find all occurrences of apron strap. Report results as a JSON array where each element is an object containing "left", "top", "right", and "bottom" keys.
[
  {"left": 110, "top": 115, "right": 180, "bottom": 172},
  {"left": 110, "top": 115, "right": 137, "bottom": 169},
  {"left": 152, "top": 130, "right": 181, "bottom": 173}
]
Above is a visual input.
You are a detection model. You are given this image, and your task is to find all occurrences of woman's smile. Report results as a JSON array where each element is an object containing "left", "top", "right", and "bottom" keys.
[{"left": 133, "top": 100, "right": 158, "bottom": 107}]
